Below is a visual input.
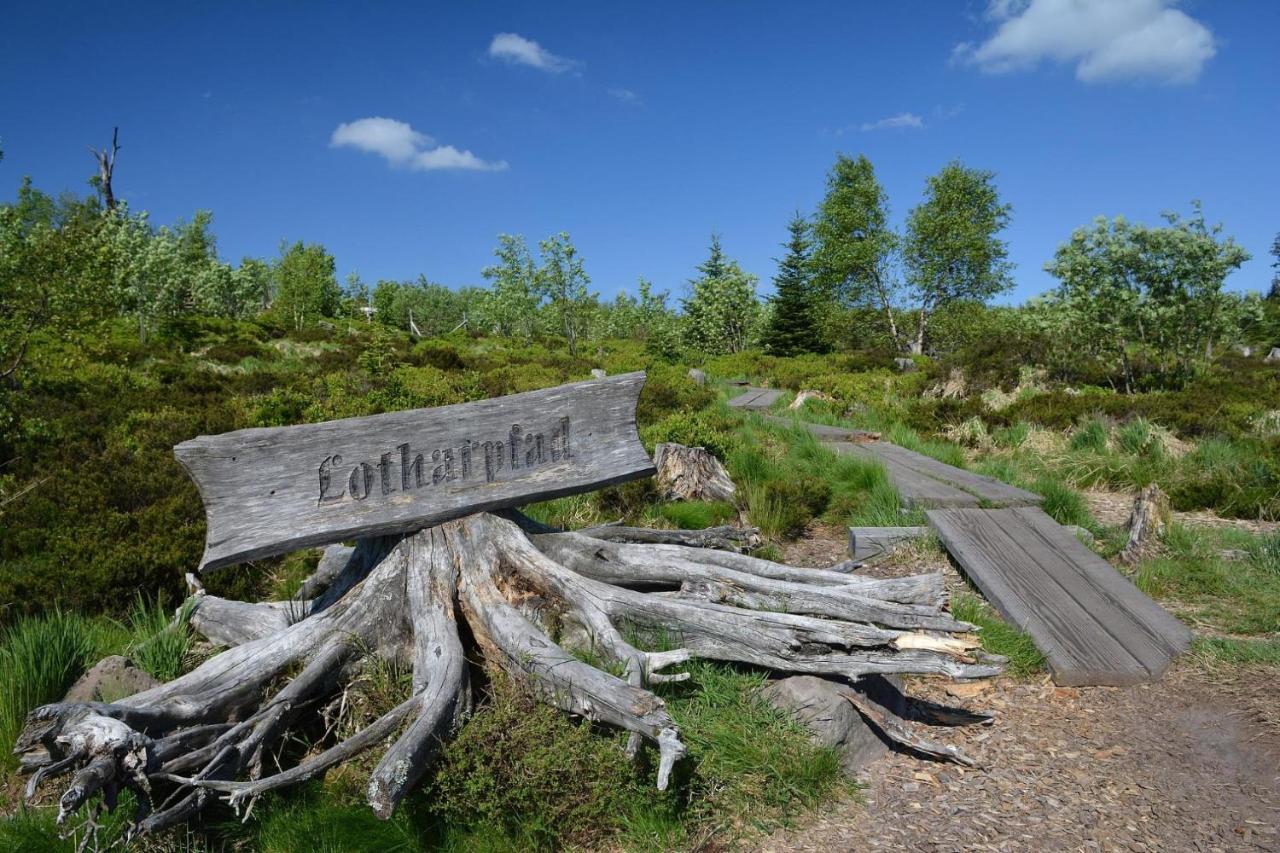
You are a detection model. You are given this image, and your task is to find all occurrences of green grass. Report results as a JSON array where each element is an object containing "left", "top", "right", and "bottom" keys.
[
  {"left": 950, "top": 592, "right": 1046, "bottom": 679},
  {"left": 0, "top": 598, "right": 198, "bottom": 773},
  {"left": 653, "top": 500, "right": 737, "bottom": 530},
  {"left": 0, "top": 610, "right": 120, "bottom": 771},
  {"left": 1192, "top": 636, "right": 1280, "bottom": 666},
  {"left": 118, "top": 594, "right": 196, "bottom": 682},
  {"left": 1134, "top": 524, "right": 1280, "bottom": 636},
  {"left": 1029, "top": 475, "right": 1096, "bottom": 530},
  {"left": 1068, "top": 416, "right": 1110, "bottom": 453}
]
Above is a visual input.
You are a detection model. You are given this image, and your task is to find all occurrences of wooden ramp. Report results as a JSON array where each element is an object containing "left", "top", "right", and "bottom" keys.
[
  {"left": 727, "top": 387, "right": 784, "bottom": 410},
  {"left": 927, "top": 506, "right": 1193, "bottom": 686}
]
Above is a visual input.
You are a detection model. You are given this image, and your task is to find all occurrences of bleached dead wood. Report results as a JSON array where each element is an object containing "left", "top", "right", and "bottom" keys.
[
  {"left": 1120, "top": 483, "right": 1169, "bottom": 565},
  {"left": 17, "top": 514, "right": 1000, "bottom": 841},
  {"left": 653, "top": 442, "right": 736, "bottom": 502}
]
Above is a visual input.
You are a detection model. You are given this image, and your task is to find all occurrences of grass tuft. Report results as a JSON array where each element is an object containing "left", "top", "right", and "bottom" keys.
[{"left": 950, "top": 592, "right": 1045, "bottom": 679}]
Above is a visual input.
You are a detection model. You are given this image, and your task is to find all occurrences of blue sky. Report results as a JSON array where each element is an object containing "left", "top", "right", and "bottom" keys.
[{"left": 2, "top": 1, "right": 1277, "bottom": 302}]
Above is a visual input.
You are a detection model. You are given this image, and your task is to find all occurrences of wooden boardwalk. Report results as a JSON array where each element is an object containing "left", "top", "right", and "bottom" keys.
[
  {"left": 852, "top": 442, "right": 1041, "bottom": 509},
  {"left": 727, "top": 387, "right": 784, "bottom": 409},
  {"left": 729, "top": 385, "right": 1189, "bottom": 686},
  {"left": 735, "top": 389, "right": 1040, "bottom": 508},
  {"left": 928, "top": 506, "right": 1192, "bottom": 686}
]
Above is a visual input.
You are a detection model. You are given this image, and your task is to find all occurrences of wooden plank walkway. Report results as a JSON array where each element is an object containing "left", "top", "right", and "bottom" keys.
[
  {"left": 727, "top": 387, "right": 784, "bottom": 409},
  {"left": 824, "top": 441, "right": 984, "bottom": 507},
  {"left": 728, "top": 382, "right": 1189, "bottom": 685},
  {"left": 859, "top": 442, "right": 1041, "bottom": 508},
  {"left": 927, "top": 506, "right": 1192, "bottom": 686}
]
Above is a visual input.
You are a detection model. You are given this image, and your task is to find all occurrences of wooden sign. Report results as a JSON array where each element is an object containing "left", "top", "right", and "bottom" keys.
[{"left": 175, "top": 372, "right": 655, "bottom": 571}]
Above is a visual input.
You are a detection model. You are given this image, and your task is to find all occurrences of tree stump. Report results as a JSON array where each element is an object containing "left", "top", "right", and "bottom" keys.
[
  {"left": 653, "top": 442, "right": 737, "bottom": 502},
  {"left": 1120, "top": 483, "right": 1170, "bottom": 565},
  {"left": 15, "top": 512, "right": 1000, "bottom": 839}
]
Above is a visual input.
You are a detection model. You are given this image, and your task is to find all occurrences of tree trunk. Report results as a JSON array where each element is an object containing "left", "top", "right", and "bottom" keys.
[
  {"left": 16, "top": 513, "right": 1001, "bottom": 839},
  {"left": 909, "top": 306, "right": 928, "bottom": 355},
  {"left": 90, "top": 127, "right": 120, "bottom": 212},
  {"left": 871, "top": 270, "right": 901, "bottom": 351}
]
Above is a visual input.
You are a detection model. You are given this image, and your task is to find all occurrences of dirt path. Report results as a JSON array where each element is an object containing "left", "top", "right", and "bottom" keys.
[
  {"left": 757, "top": 669, "right": 1279, "bottom": 852},
  {"left": 762, "top": 527, "right": 1280, "bottom": 852}
]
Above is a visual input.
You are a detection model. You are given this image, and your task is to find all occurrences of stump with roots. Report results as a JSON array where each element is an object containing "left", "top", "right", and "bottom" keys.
[{"left": 15, "top": 511, "right": 1002, "bottom": 842}]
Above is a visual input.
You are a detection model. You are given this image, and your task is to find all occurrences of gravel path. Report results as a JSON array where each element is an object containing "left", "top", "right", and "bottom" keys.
[{"left": 762, "top": 525, "right": 1280, "bottom": 852}]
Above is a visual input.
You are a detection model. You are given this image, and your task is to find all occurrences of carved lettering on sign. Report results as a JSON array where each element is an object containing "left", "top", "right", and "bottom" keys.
[{"left": 315, "top": 416, "right": 572, "bottom": 506}]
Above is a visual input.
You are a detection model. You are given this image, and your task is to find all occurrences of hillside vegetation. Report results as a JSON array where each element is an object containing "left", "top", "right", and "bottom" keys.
[{"left": 3, "top": 151, "right": 1280, "bottom": 850}]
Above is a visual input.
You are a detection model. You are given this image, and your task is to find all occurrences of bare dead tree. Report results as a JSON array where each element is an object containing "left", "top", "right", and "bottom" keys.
[{"left": 89, "top": 128, "right": 120, "bottom": 212}]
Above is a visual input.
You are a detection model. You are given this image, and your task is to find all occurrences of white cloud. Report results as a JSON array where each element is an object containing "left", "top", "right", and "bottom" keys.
[
  {"left": 954, "top": 0, "right": 1216, "bottom": 84},
  {"left": 608, "top": 87, "right": 640, "bottom": 104},
  {"left": 860, "top": 112, "right": 925, "bottom": 132},
  {"left": 487, "top": 32, "right": 577, "bottom": 73},
  {"left": 330, "top": 117, "right": 508, "bottom": 172}
]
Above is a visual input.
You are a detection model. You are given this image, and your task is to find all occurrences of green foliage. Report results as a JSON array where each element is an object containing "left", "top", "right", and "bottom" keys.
[
  {"left": 992, "top": 421, "right": 1030, "bottom": 448},
  {"left": 762, "top": 213, "right": 826, "bottom": 357},
  {"left": 812, "top": 153, "right": 900, "bottom": 348},
  {"left": 1043, "top": 202, "right": 1252, "bottom": 390},
  {"left": 682, "top": 234, "right": 760, "bottom": 355},
  {"left": 372, "top": 276, "right": 475, "bottom": 338},
  {"left": 271, "top": 240, "right": 342, "bottom": 330},
  {"left": 656, "top": 500, "right": 737, "bottom": 529},
  {"left": 1192, "top": 636, "right": 1280, "bottom": 667},
  {"left": 903, "top": 161, "right": 1013, "bottom": 352},
  {"left": 431, "top": 674, "right": 662, "bottom": 848},
  {"left": 0, "top": 181, "right": 115, "bottom": 384},
  {"left": 659, "top": 660, "right": 845, "bottom": 824},
  {"left": 950, "top": 593, "right": 1045, "bottom": 678},
  {"left": 1030, "top": 476, "right": 1095, "bottom": 529},
  {"left": 119, "top": 594, "right": 195, "bottom": 682},
  {"left": 249, "top": 790, "right": 425, "bottom": 853},
  {"left": 1069, "top": 416, "right": 1111, "bottom": 453},
  {"left": 642, "top": 409, "right": 739, "bottom": 460},
  {"left": 535, "top": 232, "right": 596, "bottom": 356},
  {"left": 1135, "top": 524, "right": 1280, "bottom": 636},
  {"left": 604, "top": 279, "right": 683, "bottom": 361}
]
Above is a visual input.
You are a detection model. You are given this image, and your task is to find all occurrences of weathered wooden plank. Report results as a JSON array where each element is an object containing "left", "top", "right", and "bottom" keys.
[
  {"left": 926, "top": 507, "right": 1188, "bottom": 686},
  {"left": 860, "top": 442, "right": 1041, "bottom": 507},
  {"left": 759, "top": 415, "right": 879, "bottom": 443},
  {"left": 176, "top": 372, "right": 656, "bottom": 571},
  {"left": 727, "top": 388, "right": 784, "bottom": 410},
  {"left": 824, "top": 443, "right": 981, "bottom": 508},
  {"left": 1006, "top": 506, "right": 1192, "bottom": 658},
  {"left": 959, "top": 509, "right": 1174, "bottom": 677},
  {"left": 927, "top": 508, "right": 1140, "bottom": 685},
  {"left": 847, "top": 526, "right": 928, "bottom": 563}
]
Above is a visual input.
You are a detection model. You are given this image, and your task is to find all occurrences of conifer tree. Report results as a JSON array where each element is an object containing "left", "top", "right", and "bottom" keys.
[{"left": 762, "top": 213, "right": 826, "bottom": 356}]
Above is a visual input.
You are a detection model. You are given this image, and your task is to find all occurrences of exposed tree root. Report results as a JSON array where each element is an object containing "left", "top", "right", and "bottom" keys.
[{"left": 15, "top": 512, "right": 1001, "bottom": 842}]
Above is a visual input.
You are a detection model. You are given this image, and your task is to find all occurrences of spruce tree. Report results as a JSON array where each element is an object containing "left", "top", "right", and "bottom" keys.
[{"left": 762, "top": 213, "right": 826, "bottom": 356}]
